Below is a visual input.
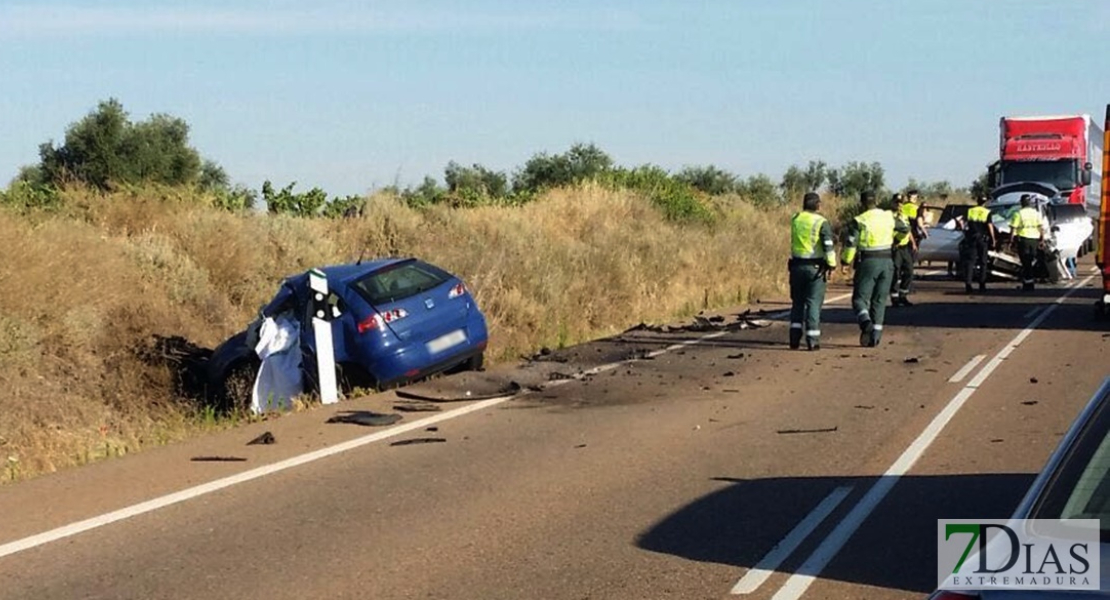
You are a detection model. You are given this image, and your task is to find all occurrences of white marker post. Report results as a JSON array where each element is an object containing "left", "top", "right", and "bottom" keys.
[{"left": 308, "top": 268, "right": 339, "bottom": 405}]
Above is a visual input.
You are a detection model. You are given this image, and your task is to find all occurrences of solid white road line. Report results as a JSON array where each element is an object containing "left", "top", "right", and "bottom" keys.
[
  {"left": 0, "top": 396, "right": 512, "bottom": 560},
  {"left": 1023, "top": 306, "right": 1044, "bottom": 320},
  {"left": 947, "top": 355, "right": 986, "bottom": 384},
  {"left": 730, "top": 486, "right": 853, "bottom": 595},
  {"left": 768, "top": 276, "right": 1092, "bottom": 600}
]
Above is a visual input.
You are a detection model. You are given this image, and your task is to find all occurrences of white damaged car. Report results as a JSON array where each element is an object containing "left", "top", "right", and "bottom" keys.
[{"left": 916, "top": 182, "right": 1093, "bottom": 282}]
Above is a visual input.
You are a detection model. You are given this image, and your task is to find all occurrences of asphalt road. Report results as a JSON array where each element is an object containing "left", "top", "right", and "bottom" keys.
[{"left": 1, "top": 264, "right": 1108, "bottom": 600}]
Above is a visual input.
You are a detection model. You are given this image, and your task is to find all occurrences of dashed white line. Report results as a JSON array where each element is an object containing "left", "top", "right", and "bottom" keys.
[
  {"left": 947, "top": 354, "right": 986, "bottom": 383},
  {"left": 730, "top": 486, "right": 853, "bottom": 595},
  {"left": 768, "top": 276, "right": 1092, "bottom": 600},
  {"left": 1023, "top": 305, "right": 1044, "bottom": 320}
]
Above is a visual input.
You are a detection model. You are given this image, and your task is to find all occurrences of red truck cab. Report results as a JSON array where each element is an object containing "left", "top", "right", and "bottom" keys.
[{"left": 992, "top": 115, "right": 1102, "bottom": 218}]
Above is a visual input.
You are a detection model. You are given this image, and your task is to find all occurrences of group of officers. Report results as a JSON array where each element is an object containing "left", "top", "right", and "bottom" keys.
[{"left": 787, "top": 189, "right": 1047, "bottom": 351}]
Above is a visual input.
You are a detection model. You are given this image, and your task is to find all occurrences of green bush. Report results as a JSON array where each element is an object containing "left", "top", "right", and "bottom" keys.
[
  {"left": 674, "top": 165, "right": 739, "bottom": 195},
  {"left": 601, "top": 165, "right": 714, "bottom": 224},
  {"left": 0, "top": 181, "right": 60, "bottom": 212},
  {"left": 513, "top": 143, "right": 613, "bottom": 194},
  {"left": 262, "top": 181, "right": 328, "bottom": 217}
]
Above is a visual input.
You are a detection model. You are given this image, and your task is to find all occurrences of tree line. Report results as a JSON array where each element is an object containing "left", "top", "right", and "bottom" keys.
[{"left": 4, "top": 98, "right": 971, "bottom": 221}]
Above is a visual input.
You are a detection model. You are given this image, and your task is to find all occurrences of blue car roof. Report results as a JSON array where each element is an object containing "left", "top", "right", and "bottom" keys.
[{"left": 290, "top": 258, "right": 414, "bottom": 287}]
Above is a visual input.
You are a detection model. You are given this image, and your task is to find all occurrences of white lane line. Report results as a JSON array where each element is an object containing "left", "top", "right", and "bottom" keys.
[
  {"left": 1023, "top": 306, "right": 1043, "bottom": 320},
  {"left": 768, "top": 276, "right": 1092, "bottom": 600},
  {"left": 0, "top": 396, "right": 511, "bottom": 560},
  {"left": 767, "top": 292, "right": 853, "bottom": 320},
  {"left": 947, "top": 354, "right": 986, "bottom": 384},
  {"left": 730, "top": 486, "right": 853, "bottom": 595}
]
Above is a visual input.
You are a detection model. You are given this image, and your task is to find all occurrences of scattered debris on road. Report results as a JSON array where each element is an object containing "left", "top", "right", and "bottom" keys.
[
  {"left": 1021, "top": 400, "right": 1039, "bottom": 406},
  {"left": 191, "top": 456, "right": 248, "bottom": 462},
  {"left": 854, "top": 405, "right": 875, "bottom": 410},
  {"left": 991, "top": 439, "right": 1004, "bottom": 443},
  {"left": 574, "top": 443, "right": 587, "bottom": 449},
  {"left": 425, "top": 426, "right": 439, "bottom": 432},
  {"left": 246, "top": 431, "right": 276, "bottom": 445},
  {"left": 722, "top": 371, "right": 735, "bottom": 377},
  {"left": 903, "top": 357, "right": 920, "bottom": 364},
  {"left": 727, "top": 353, "right": 745, "bottom": 359},
  {"left": 390, "top": 437, "right": 447, "bottom": 447},
  {"left": 327, "top": 411, "right": 403, "bottom": 427},
  {"left": 393, "top": 402, "right": 443, "bottom": 413},
  {"left": 1029, "top": 377, "right": 1039, "bottom": 384},
  {"left": 776, "top": 426, "right": 838, "bottom": 435}
]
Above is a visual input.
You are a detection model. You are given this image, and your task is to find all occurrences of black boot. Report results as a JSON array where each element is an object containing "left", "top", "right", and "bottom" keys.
[
  {"left": 965, "top": 284, "right": 973, "bottom": 294},
  {"left": 807, "top": 338, "right": 820, "bottom": 351},
  {"left": 859, "top": 321, "right": 873, "bottom": 347},
  {"left": 789, "top": 328, "right": 802, "bottom": 350}
]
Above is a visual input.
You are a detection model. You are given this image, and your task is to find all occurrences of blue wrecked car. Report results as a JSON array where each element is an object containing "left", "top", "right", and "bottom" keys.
[{"left": 204, "top": 257, "right": 489, "bottom": 409}]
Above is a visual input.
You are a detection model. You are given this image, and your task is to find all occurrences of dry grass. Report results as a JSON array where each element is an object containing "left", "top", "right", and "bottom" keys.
[{"left": 0, "top": 183, "right": 834, "bottom": 483}]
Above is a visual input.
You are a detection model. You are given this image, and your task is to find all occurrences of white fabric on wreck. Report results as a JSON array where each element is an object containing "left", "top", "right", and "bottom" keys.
[{"left": 251, "top": 316, "right": 303, "bottom": 414}]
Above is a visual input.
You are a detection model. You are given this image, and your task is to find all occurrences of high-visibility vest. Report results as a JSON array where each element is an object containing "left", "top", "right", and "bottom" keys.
[
  {"left": 856, "top": 209, "right": 896, "bottom": 250},
  {"left": 967, "top": 205, "right": 990, "bottom": 223},
  {"left": 894, "top": 213, "right": 913, "bottom": 247},
  {"left": 791, "top": 211, "right": 831, "bottom": 262},
  {"left": 965, "top": 205, "right": 991, "bottom": 241},
  {"left": 842, "top": 208, "right": 895, "bottom": 264},
  {"left": 1010, "top": 207, "right": 1043, "bottom": 239},
  {"left": 900, "top": 202, "right": 919, "bottom": 220}
]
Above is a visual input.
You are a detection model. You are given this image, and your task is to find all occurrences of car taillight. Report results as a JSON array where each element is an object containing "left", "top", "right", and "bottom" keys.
[
  {"left": 928, "top": 592, "right": 978, "bottom": 600},
  {"left": 357, "top": 308, "right": 408, "bottom": 333},
  {"left": 448, "top": 282, "right": 467, "bottom": 299}
]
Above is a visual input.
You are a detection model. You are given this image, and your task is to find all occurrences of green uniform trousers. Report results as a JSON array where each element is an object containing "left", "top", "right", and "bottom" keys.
[
  {"left": 1016, "top": 237, "right": 1039, "bottom": 290},
  {"left": 788, "top": 260, "right": 827, "bottom": 348},
  {"left": 891, "top": 244, "right": 914, "bottom": 299},
  {"left": 852, "top": 256, "right": 894, "bottom": 347}
]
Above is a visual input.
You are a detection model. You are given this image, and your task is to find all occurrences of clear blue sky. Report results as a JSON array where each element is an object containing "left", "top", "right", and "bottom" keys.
[{"left": 3, "top": 0, "right": 1109, "bottom": 197}]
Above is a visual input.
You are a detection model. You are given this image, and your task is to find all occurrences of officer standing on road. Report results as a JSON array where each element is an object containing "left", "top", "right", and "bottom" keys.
[
  {"left": 890, "top": 194, "right": 917, "bottom": 306},
  {"left": 842, "top": 191, "right": 909, "bottom": 347},
  {"left": 1009, "top": 194, "right": 1046, "bottom": 291},
  {"left": 960, "top": 194, "right": 996, "bottom": 294},
  {"left": 788, "top": 192, "right": 837, "bottom": 351}
]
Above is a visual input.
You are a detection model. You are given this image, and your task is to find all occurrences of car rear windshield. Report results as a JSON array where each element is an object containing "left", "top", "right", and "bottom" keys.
[
  {"left": 352, "top": 261, "right": 450, "bottom": 306},
  {"left": 1031, "top": 389, "right": 1110, "bottom": 539}
]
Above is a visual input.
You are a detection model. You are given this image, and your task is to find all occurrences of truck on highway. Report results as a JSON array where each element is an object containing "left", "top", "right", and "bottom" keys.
[{"left": 989, "top": 114, "right": 1103, "bottom": 220}]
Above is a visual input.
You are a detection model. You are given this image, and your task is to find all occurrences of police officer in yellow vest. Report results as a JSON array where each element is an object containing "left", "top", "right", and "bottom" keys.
[
  {"left": 960, "top": 194, "right": 996, "bottom": 293},
  {"left": 789, "top": 192, "right": 837, "bottom": 351},
  {"left": 891, "top": 194, "right": 917, "bottom": 306},
  {"left": 1009, "top": 194, "right": 1046, "bottom": 291},
  {"left": 842, "top": 191, "right": 909, "bottom": 347}
]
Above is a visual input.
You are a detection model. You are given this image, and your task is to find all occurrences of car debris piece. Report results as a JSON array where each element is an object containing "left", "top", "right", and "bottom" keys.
[
  {"left": 326, "top": 411, "right": 402, "bottom": 427},
  {"left": 246, "top": 431, "right": 276, "bottom": 445},
  {"left": 191, "top": 456, "right": 248, "bottom": 462},
  {"left": 389, "top": 437, "right": 447, "bottom": 447},
  {"left": 776, "top": 426, "right": 838, "bottom": 435},
  {"left": 393, "top": 402, "right": 442, "bottom": 413}
]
